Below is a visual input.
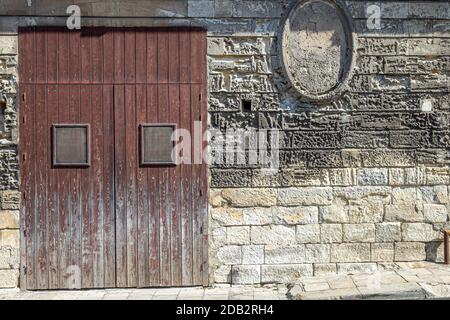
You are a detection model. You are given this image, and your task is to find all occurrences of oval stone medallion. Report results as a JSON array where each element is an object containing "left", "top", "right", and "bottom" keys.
[{"left": 281, "top": 0, "right": 355, "bottom": 101}]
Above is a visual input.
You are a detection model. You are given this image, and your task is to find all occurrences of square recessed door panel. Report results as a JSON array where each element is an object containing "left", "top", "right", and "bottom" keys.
[
  {"left": 52, "top": 124, "right": 90, "bottom": 166},
  {"left": 140, "top": 124, "right": 176, "bottom": 165}
]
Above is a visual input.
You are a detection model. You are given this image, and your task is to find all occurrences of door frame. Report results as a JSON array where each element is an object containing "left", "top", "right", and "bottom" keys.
[{"left": 18, "top": 26, "right": 209, "bottom": 290}]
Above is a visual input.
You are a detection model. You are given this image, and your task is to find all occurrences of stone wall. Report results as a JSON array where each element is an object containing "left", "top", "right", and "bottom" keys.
[
  {"left": 0, "top": 32, "right": 19, "bottom": 288},
  {"left": 0, "top": 1, "right": 448, "bottom": 287},
  {"left": 206, "top": 0, "right": 450, "bottom": 284}
]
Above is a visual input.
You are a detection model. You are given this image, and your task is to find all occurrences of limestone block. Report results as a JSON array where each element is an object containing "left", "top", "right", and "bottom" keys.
[
  {"left": 419, "top": 186, "right": 449, "bottom": 204},
  {"left": 425, "top": 241, "right": 445, "bottom": 263},
  {"left": 233, "top": 1, "right": 283, "bottom": 18},
  {"left": 392, "top": 187, "right": 419, "bottom": 203},
  {"left": 250, "top": 225, "right": 295, "bottom": 246},
  {"left": 384, "top": 204, "right": 423, "bottom": 222},
  {"left": 231, "top": 265, "right": 260, "bottom": 284},
  {"left": 265, "top": 245, "right": 305, "bottom": 264},
  {"left": 320, "top": 224, "right": 342, "bottom": 243},
  {"left": 319, "top": 205, "right": 349, "bottom": 223},
  {"left": 0, "top": 269, "right": 19, "bottom": 288},
  {"left": 188, "top": 0, "right": 214, "bottom": 17},
  {"left": 423, "top": 204, "right": 448, "bottom": 223},
  {"left": 371, "top": 243, "right": 395, "bottom": 262},
  {"left": 242, "top": 207, "right": 272, "bottom": 225},
  {"left": 211, "top": 207, "right": 243, "bottom": 226},
  {"left": 394, "top": 242, "right": 426, "bottom": 261},
  {"left": 209, "top": 189, "right": 227, "bottom": 207},
  {"left": 343, "top": 224, "right": 376, "bottom": 243},
  {"left": 304, "top": 244, "right": 330, "bottom": 263},
  {"left": 389, "top": 168, "right": 405, "bottom": 185},
  {"left": 313, "top": 263, "right": 337, "bottom": 276},
  {"left": 375, "top": 222, "right": 401, "bottom": 242},
  {"left": 217, "top": 245, "right": 241, "bottom": 265},
  {"left": 347, "top": 202, "right": 384, "bottom": 223},
  {"left": 226, "top": 226, "right": 250, "bottom": 245},
  {"left": 328, "top": 168, "right": 354, "bottom": 186},
  {"left": 261, "top": 264, "right": 313, "bottom": 283},
  {"left": 221, "top": 188, "right": 277, "bottom": 207},
  {"left": 0, "top": 36, "right": 17, "bottom": 55},
  {"left": 210, "top": 169, "right": 251, "bottom": 187},
  {"left": 296, "top": 224, "right": 320, "bottom": 244},
  {"left": 333, "top": 186, "right": 391, "bottom": 201},
  {"left": 381, "top": 2, "right": 409, "bottom": 19},
  {"left": 401, "top": 223, "right": 436, "bottom": 242},
  {"left": 337, "top": 263, "right": 378, "bottom": 274},
  {"left": 330, "top": 243, "right": 371, "bottom": 263},
  {"left": 0, "top": 210, "right": 19, "bottom": 229},
  {"left": 272, "top": 206, "right": 318, "bottom": 225},
  {"left": 409, "top": 2, "right": 449, "bottom": 19},
  {"left": 278, "top": 187, "right": 333, "bottom": 206},
  {"left": 0, "top": 246, "right": 19, "bottom": 269},
  {"left": 0, "top": 191, "right": 20, "bottom": 210},
  {"left": 214, "top": 265, "right": 231, "bottom": 283},
  {"left": 357, "top": 168, "right": 388, "bottom": 186},
  {"left": 0, "top": 230, "right": 18, "bottom": 248},
  {"left": 211, "top": 227, "right": 227, "bottom": 247},
  {"left": 241, "top": 245, "right": 264, "bottom": 265}
]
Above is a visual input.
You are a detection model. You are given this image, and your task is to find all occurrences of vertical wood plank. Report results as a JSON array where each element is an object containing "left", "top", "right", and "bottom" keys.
[
  {"left": 135, "top": 29, "right": 147, "bottom": 84},
  {"left": 102, "top": 85, "right": 116, "bottom": 287},
  {"left": 179, "top": 29, "right": 193, "bottom": 286},
  {"left": 68, "top": 30, "right": 81, "bottom": 83},
  {"left": 80, "top": 85, "right": 93, "bottom": 288},
  {"left": 68, "top": 85, "right": 82, "bottom": 289},
  {"left": 114, "top": 30, "right": 125, "bottom": 83},
  {"left": 146, "top": 31, "right": 158, "bottom": 83},
  {"left": 21, "top": 85, "right": 36, "bottom": 289},
  {"left": 114, "top": 85, "right": 127, "bottom": 287},
  {"left": 35, "top": 30, "right": 46, "bottom": 83},
  {"left": 124, "top": 31, "right": 136, "bottom": 84},
  {"left": 125, "top": 84, "right": 137, "bottom": 287},
  {"left": 157, "top": 29, "right": 169, "bottom": 83},
  {"left": 190, "top": 30, "right": 203, "bottom": 285},
  {"left": 35, "top": 84, "right": 48, "bottom": 289},
  {"left": 169, "top": 84, "right": 181, "bottom": 286},
  {"left": 190, "top": 84, "right": 202, "bottom": 285},
  {"left": 91, "top": 85, "right": 105, "bottom": 288},
  {"left": 57, "top": 85, "right": 71, "bottom": 288},
  {"left": 47, "top": 84, "right": 59, "bottom": 289},
  {"left": 20, "top": 28, "right": 35, "bottom": 83},
  {"left": 168, "top": 29, "right": 181, "bottom": 286},
  {"left": 158, "top": 84, "right": 171, "bottom": 286},
  {"left": 103, "top": 30, "right": 114, "bottom": 83},
  {"left": 91, "top": 28, "right": 104, "bottom": 83},
  {"left": 146, "top": 85, "right": 160, "bottom": 285},
  {"left": 46, "top": 30, "right": 58, "bottom": 83},
  {"left": 81, "top": 28, "right": 91, "bottom": 83},
  {"left": 58, "top": 31, "right": 69, "bottom": 83},
  {"left": 180, "top": 84, "right": 193, "bottom": 286},
  {"left": 136, "top": 84, "right": 149, "bottom": 287}
]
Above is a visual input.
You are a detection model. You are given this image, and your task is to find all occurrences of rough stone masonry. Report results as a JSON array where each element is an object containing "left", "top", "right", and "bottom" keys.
[{"left": 0, "top": 0, "right": 449, "bottom": 287}]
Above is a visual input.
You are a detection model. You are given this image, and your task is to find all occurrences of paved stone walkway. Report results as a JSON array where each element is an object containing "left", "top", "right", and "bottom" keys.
[
  {"left": 1, "top": 262, "right": 449, "bottom": 300},
  {"left": 0, "top": 284, "right": 288, "bottom": 300},
  {"left": 288, "top": 262, "right": 450, "bottom": 300}
]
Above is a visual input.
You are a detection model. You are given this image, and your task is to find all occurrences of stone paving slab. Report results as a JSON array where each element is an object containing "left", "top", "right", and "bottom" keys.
[
  {"left": 289, "top": 262, "right": 450, "bottom": 300},
  {"left": 0, "top": 285, "right": 288, "bottom": 300}
]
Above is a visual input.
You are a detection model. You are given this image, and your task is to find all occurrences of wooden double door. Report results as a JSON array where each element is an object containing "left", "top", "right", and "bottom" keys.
[{"left": 19, "top": 27, "right": 207, "bottom": 289}]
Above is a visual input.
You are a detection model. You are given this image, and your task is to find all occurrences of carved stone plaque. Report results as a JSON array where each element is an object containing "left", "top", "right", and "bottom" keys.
[{"left": 281, "top": 0, "right": 356, "bottom": 101}]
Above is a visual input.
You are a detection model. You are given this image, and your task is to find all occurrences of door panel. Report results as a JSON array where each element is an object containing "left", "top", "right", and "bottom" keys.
[{"left": 19, "top": 27, "right": 207, "bottom": 289}]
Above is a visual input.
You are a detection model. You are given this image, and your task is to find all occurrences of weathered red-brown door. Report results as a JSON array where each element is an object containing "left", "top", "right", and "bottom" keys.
[{"left": 19, "top": 27, "right": 208, "bottom": 289}]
